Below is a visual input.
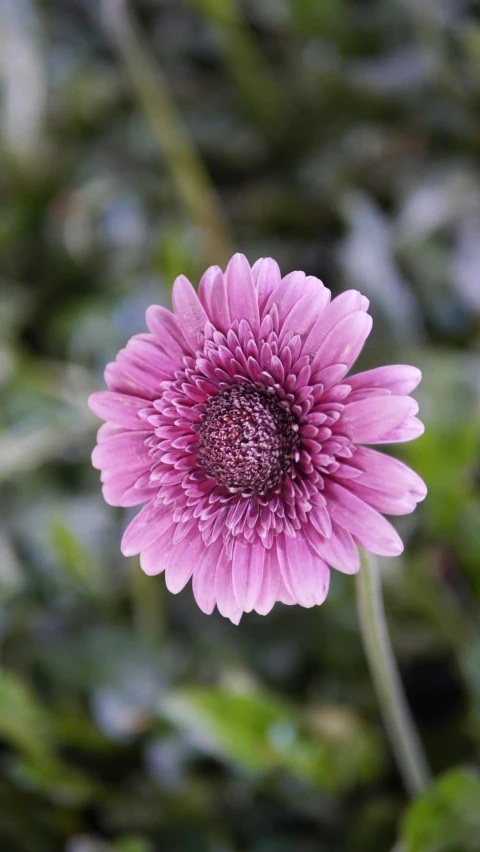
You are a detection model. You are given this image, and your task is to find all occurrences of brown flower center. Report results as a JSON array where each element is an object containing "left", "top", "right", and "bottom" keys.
[{"left": 198, "top": 383, "right": 297, "bottom": 495}]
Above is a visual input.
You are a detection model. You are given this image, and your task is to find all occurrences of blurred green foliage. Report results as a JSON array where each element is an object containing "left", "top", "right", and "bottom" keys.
[
  {"left": 0, "top": 0, "right": 480, "bottom": 850},
  {"left": 162, "top": 684, "right": 383, "bottom": 790},
  {"left": 401, "top": 769, "right": 480, "bottom": 852}
]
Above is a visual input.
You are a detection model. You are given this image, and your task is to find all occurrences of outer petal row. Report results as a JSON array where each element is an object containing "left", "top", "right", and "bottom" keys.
[
  {"left": 122, "top": 500, "right": 332, "bottom": 622},
  {"left": 135, "top": 256, "right": 373, "bottom": 386}
]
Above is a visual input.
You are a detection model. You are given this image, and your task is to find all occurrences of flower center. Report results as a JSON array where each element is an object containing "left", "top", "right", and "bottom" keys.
[{"left": 198, "top": 383, "right": 297, "bottom": 495}]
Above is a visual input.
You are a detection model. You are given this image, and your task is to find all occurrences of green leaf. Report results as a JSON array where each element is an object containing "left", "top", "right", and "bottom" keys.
[
  {"left": 11, "top": 756, "right": 96, "bottom": 806},
  {"left": 112, "top": 838, "right": 154, "bottom": 852},
  {"left": 50, "top": 519, "right": 105, "bottom": 598},
  {"left": 0, "top": 671, "right": 55, "bottom": 763},
  {"left": 0, "top": 671, "right": 97, "bottom": 805},
  {"left": 400, "top": 768, "right": 480, "bottom": 852},
  {"left": 288, "top": 0, "right": 345, "bottom": 38},
  {"left": 161, "top": 685, "right": 382, "bottom": 792}
]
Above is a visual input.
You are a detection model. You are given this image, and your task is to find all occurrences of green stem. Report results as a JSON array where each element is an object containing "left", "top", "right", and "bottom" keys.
[
  {"left": 101, "top": 0, "right": 233, "bottom": 269},
  {"left": 356, "top": 549, "right": 431, "bottom": 797}
]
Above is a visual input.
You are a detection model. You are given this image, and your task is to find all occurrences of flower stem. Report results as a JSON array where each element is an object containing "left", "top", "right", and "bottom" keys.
[{"left": 356, "top": 549, "right": 431, "bottom": 797}]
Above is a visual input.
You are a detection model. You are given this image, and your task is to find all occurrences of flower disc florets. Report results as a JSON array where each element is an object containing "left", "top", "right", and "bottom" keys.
[
  {"left": 198, "top": 383, "right": 298, "bottom": 495},
  {"left": 89, "top": 253, "right": 427, "bottom": 623}
]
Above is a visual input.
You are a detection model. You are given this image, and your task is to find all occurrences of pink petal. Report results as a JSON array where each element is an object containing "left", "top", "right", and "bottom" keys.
[
  {"left": 264, "top": 271, "right": 308, "bottom": 325},
  {"left": 145, "top": 306, "right": 190, "bottom": 359},
  {"left": 96, "top": 422, "right": 126, "bottom": 442},
  {"left": 204, "top": 267, "right": 231, "bottom": 333},
  {"left": 373, "top": 416, "right": 425, "bottom": 444},
  {"left": 104, "top": 362, "right": 143, "bottom": 397},
  {"left": 276, "top": 579, "right": 296, "bottom": 605},
  {"left": 277, "top": 535, "right": 330, "bottom": 608},
  {"left": 280, "top": 278, "right": 331, "bottom": 338},
  {"left": 252, "top": 258, "right": 281, "bottom": 314},
  {"left": 124, "top": 333, "right": 176, "bottom": 365},
  {"left": 198, "top": 265, "right": 223, "bottom": 317},
  {"left": 107, "top": 359, "right": 158, "bottom": 400},
  {"left": 91, "top": 431, "right": 151, "bottom": 471},
  {"left": 325, "top": 481, "right": 404, "bottom": 556},
  {"left": 172, "top": 275, "right": 209, "bottom": 352},
  {"left": 225, "top": 254, "right": 260, "bottom": 336},
  {"left": 124, "top": 335, "right": 180, "bottom": 376},
  {"left": 305, "top": 276, "right": 331, "bottom": 310},
  {"left": 232, "top": 539, "right": 265, "bottom": 612},
  {"left": 348, "top": 447, "right": 427, "bottom": 499},
  {"left": 302, "top": 290, "right": 368, "bottom": 357},
  {"left": 214, "top": 552, "right": 241, "bottom": 620},
  {"left": 121, "top": 502, "right": 173, "bottom": 556},
  {"left": 251, "top": 257, "right": 264, "bottom": 280},
  {"left": 308, "top": 505, "right": 332, "bottom": 537},
  {"left": 344, "top": 481, "right": 417, "bottom": 515},
  {"left": 348, "top": 364, "right": 422, "bottom": 396},
  {"left": 192, "top": 537, "right": 224, "bottom": 615},
  {"left": 88, "top": 391, "right": 152, "bottom": 431},
  {"left": 311, "top": 363, "right": 349, "bottom": 391},
  {"left": 165, "top": 524, "right": 205, "bottom": 593},
  {"left": 254, "top": 548, "right": 281, "bottom": 615},
  {"left": 100, "top": 467, "right": 141, "bottom": 485},
  {"left": 140, "top": 527, "right": 174, "bottom": 575},
  {"left": 310, "top": 311, "right": 372, "bottom": 376},
  {"left": 340, "top": 395, "right": 416, "bottom": 444},
  {"left": 280, "top": 293, "right": 319, "bottom": 340},
  {"left": 307, "top": 521, "right": 360, "bottom": 574},
  {"left": 102, "top": 478, "right": 155, "bottom": 508}
]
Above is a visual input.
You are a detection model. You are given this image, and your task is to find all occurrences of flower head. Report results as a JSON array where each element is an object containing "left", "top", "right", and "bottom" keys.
[{"left": 89, "top": 254, "right": 426, "bottom": 623}]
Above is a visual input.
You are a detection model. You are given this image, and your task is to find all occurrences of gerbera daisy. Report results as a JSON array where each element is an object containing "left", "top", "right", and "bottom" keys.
[{"left": 89, "top": 254, "right": 426, "bottom": 623}]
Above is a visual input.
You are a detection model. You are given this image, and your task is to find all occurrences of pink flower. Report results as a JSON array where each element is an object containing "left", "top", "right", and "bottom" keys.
[{"left": 89, "top": 254, "right": 426, "bottom": 623}]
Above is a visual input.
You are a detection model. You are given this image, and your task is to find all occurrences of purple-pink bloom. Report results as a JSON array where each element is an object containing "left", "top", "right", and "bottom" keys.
[{"left": 89, "top": 254, "right": 426, "bottom": 623}]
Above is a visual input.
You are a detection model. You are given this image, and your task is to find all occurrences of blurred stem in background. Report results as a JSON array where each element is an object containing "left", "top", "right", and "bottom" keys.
[
  {"left": 356, "top": 549, "right": 432, "bottom": 798},
  {"left": 189, "top": 0, "right": 285, "bottom": 136},
  {"left": 101, "top": 0, "right": 233, "bottom": 270},
  {"left": 0, "top": 0, "right": 50, "bottom": 174}
]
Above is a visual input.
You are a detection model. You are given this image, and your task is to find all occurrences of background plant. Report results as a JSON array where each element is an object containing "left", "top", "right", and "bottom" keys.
[{"left": 0, "top": 0, "right": 480, "bottom": 850}]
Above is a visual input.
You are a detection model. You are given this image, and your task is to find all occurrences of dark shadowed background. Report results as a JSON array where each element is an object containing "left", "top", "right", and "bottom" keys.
[{"left": 1, "top": 1, "right": 480, "bottom": 850}]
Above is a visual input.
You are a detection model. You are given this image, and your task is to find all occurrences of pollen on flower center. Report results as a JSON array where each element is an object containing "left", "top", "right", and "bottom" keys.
[{"left": 198, "top": 383, "right": 297, "bottom": 494}]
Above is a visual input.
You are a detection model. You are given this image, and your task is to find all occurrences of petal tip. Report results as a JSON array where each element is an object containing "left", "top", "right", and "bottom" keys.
[{"left": 88, "top": 391, "right": 104, "bottom": 417}]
